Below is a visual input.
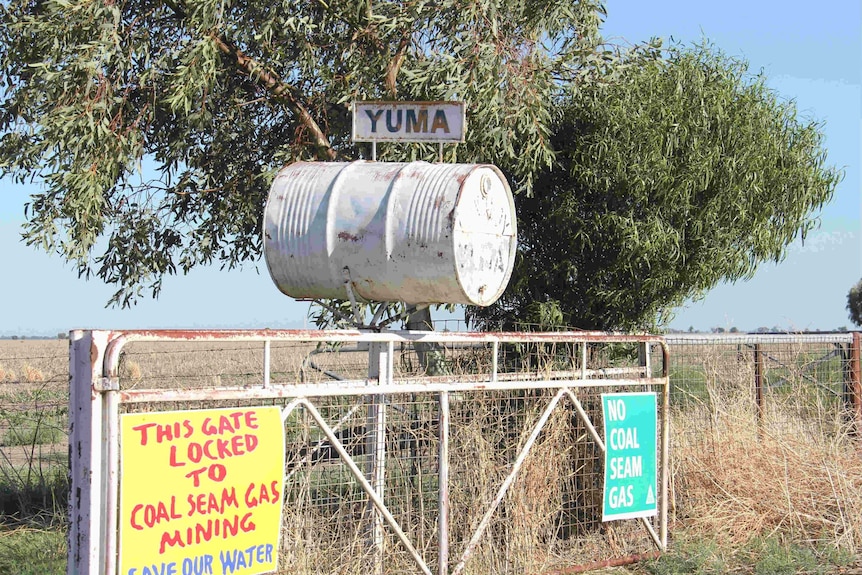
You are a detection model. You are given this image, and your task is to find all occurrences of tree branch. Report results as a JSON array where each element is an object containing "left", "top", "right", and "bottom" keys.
[
  {"left": 209, "top": 34, "right": 336, "bottom": 160},
  {"left": 162, "top": 0, "right": 336, "bottom": 160},
  {"left": 385, "top": 34, "right": 410, "bottom": 98}
]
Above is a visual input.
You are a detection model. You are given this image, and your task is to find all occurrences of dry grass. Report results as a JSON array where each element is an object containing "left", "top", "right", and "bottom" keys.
[
  {"left": 0, "top": 340, "right": 66, "bottom": 392},
  {"left": 674, "top": 401, "right": 862, "bottom": 552},
  {"left": 21, "top": 365, "right": 44, "bottom": 383},
  {"left": 669, "top": 339, "right": 862, "bottom": 558}
]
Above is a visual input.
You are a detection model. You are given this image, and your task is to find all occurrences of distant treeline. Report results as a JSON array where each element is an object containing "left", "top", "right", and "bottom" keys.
[{"left": 0, "top": 334, "right": 69, "bottom": 340}]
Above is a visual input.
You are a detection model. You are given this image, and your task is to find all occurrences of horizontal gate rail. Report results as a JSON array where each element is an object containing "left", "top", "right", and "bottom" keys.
[{"left": 116, "top": 377, "right": 659, "bottom": 403}]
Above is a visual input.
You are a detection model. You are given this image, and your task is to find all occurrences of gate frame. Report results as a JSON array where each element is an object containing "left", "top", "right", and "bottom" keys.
[{"left": 68, "top": 329, "right": 670, "bottom": 575}]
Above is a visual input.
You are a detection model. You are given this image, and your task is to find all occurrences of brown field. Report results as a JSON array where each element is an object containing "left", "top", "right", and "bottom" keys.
[{"left": 0, "top": 339, "right": 68, "bottom": 467}]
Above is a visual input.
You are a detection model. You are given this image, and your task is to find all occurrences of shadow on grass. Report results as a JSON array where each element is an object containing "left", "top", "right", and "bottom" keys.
[{"left": 0, "top": 528, "right": 65, "bottom": 575}]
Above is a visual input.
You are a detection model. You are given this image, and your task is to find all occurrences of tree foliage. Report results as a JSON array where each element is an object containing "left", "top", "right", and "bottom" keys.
[
  {"left": 0, "top": 2, "right": 842, "bottom": 332},
  {"left": 848, "top": 279, "right": 862, "bottom": 327},
  {"left": 468, "top": 43, "right": 842, "bottom": 331},
  {"left": 1, "top": 0, "right": 604, "bottom": 306}
]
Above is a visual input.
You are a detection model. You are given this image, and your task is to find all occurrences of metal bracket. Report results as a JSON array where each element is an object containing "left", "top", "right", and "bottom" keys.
[
  {"left": 312, "top": 273, "right": 431, "bottom": 331},
  {"left": 94, "top": 377, "right": 120, "bottom": 392},
  {"left": 342, "top": 267, "right": 364, "bottom": 325}
]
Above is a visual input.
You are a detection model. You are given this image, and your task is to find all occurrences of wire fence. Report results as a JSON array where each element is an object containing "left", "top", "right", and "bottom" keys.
[{"left": 663, "top": 333, "right": 859, "bottom": 445}]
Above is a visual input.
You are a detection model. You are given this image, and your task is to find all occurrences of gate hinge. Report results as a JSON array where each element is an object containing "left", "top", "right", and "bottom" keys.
[{"left": 94, "top": 377, "right": 120, "bottom": 392}]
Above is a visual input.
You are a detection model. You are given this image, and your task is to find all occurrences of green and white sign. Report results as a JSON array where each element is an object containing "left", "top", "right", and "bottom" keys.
[{"left": 601, "top": 392, "right": 657, "bottom": 521}]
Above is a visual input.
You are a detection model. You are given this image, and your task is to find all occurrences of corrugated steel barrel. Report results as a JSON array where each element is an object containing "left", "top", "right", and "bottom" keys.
[{"left": 263, "top": 161, "right": 517, "bottom": 306}]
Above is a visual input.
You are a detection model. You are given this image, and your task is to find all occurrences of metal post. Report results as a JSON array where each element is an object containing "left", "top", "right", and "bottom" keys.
[
  {"left": 638, "top": 342, "right": 652, "bottom": 379},
  {"left": 754, "top": 344, "right": 764, "bottom": 434},
  {"left": 659, "top": 369, "right": 670, "bottom": 550},
  {"left": 367, "top": 341, "right": 390, "bottom": 575},
  {"left": 101, "top": 335, "right": 132, "bottom": 575},
  {"left": 438, "top": 391, "right": 450, "bottom": 575},
  {"left": 851, "top": 333, "right": 862, "bottom": 436},
  {"left": 581, "top": 342, "right": 588, "bottom": 380},
  {"left": 491, "top": 340, "right": 498, "bottom": 382},
  {"left": 103, "top": 386, "right": 120, "bottom": 575}
]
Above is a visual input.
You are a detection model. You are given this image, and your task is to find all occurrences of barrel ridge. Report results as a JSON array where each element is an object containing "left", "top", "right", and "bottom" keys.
[
  {"left": 290, "top": 163, "right": 328, "bottom": 293},
  {"left": 405, "top": 163, "right": 460, "bottom": 248}
]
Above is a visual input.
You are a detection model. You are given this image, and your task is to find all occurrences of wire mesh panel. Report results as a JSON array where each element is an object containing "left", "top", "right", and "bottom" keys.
[{"left": 68, "top": 330, "right": 670, "bottom": 575}]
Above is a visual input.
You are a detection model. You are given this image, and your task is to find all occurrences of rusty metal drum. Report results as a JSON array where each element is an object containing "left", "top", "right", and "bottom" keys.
[{"left": 263, "top": 161, "right": 517, "bottom": 306}]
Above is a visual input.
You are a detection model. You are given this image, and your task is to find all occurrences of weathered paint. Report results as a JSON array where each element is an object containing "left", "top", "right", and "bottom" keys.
[
  {"left": 68, "top": 330, "right": 109, "bottom": 575},
  {"left": 262, "top": 161, "right": 517, "bottom": 306}
]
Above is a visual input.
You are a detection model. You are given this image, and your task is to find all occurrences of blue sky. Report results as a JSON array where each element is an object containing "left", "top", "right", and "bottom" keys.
[{"left": 0, "top": 0, "right": 860, "bottom": 336}]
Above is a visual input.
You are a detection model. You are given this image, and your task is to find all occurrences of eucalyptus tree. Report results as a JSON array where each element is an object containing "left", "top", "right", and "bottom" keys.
[
  {"left": 1, "top": 2, "right": 842, "bottom": 333},
  {"left": 0, "top": 0, "right": 604, "bottom": 307},
  {"left": 468, "top": 43, "right": 842, "bottom": 332},
  {"left": 848, "top": 279, "right": 862, "bottom": 327}
]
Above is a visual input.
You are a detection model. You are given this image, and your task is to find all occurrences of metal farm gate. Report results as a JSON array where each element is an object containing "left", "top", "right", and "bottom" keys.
[{"left": 68, "top": 329, "right": 669, "bottom": 575}]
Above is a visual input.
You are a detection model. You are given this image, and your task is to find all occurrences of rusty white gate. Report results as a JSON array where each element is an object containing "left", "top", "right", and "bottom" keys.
[{"left": 68, "top": 329, "right": 669, "bottom": 575}]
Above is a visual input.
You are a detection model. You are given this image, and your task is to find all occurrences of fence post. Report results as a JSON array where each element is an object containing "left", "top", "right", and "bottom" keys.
[
  {"left": 753, "top": 344, "right": 764, "bottom": 434},
  {"left": 850, "top": 333, "right": 862, "bottom": 436},
  {"left": 68, "top": 330, "right": 109, "bottom": 575}
]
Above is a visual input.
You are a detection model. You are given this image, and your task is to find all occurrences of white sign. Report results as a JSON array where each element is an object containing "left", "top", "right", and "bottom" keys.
[{"left": 352, "top": 101, "right": 466, "bottom": 143}]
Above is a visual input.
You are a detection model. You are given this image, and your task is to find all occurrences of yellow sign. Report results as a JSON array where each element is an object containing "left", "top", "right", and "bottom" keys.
[{"left": 119, "top": 407, "right": 285, "bottom": 575}]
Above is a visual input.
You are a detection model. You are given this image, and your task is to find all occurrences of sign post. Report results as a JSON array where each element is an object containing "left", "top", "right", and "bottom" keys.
[{"left": 601, "top": 392, "right": 657, "bottom": 521}]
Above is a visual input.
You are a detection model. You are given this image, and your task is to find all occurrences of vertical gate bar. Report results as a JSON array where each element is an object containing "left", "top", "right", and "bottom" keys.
[
  {"left": 638, "top": 342, "right": 652, "bottom": 379},
  {"left": 581, "top": 342, "right": 588, "bottom": 380},
  {"left": 263, "top": 339, "right": 271, "bottom": 387},
  {"left": 491, "top": 340, "right": 498, "bottom": 382},
  {"left": 660, "top": 373, "right": 670, "bottom": 550},
  {"left": 101, "top": 334, "right": 130, "bottom": 575},
  {"left": 754, "top": 344, "right": 764, "bottom": 434},
  {"left": 103, "top": 388, "right": 120, "bottom": 575},
  {"left": 852, "top": 332, "right": 861, "bottom": 435},
  {"left": 367, "top": 341, "right": 389, "bottom": 575},
  {"left": 438, "top": 391, "right": 450, "bottom": 575}
]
